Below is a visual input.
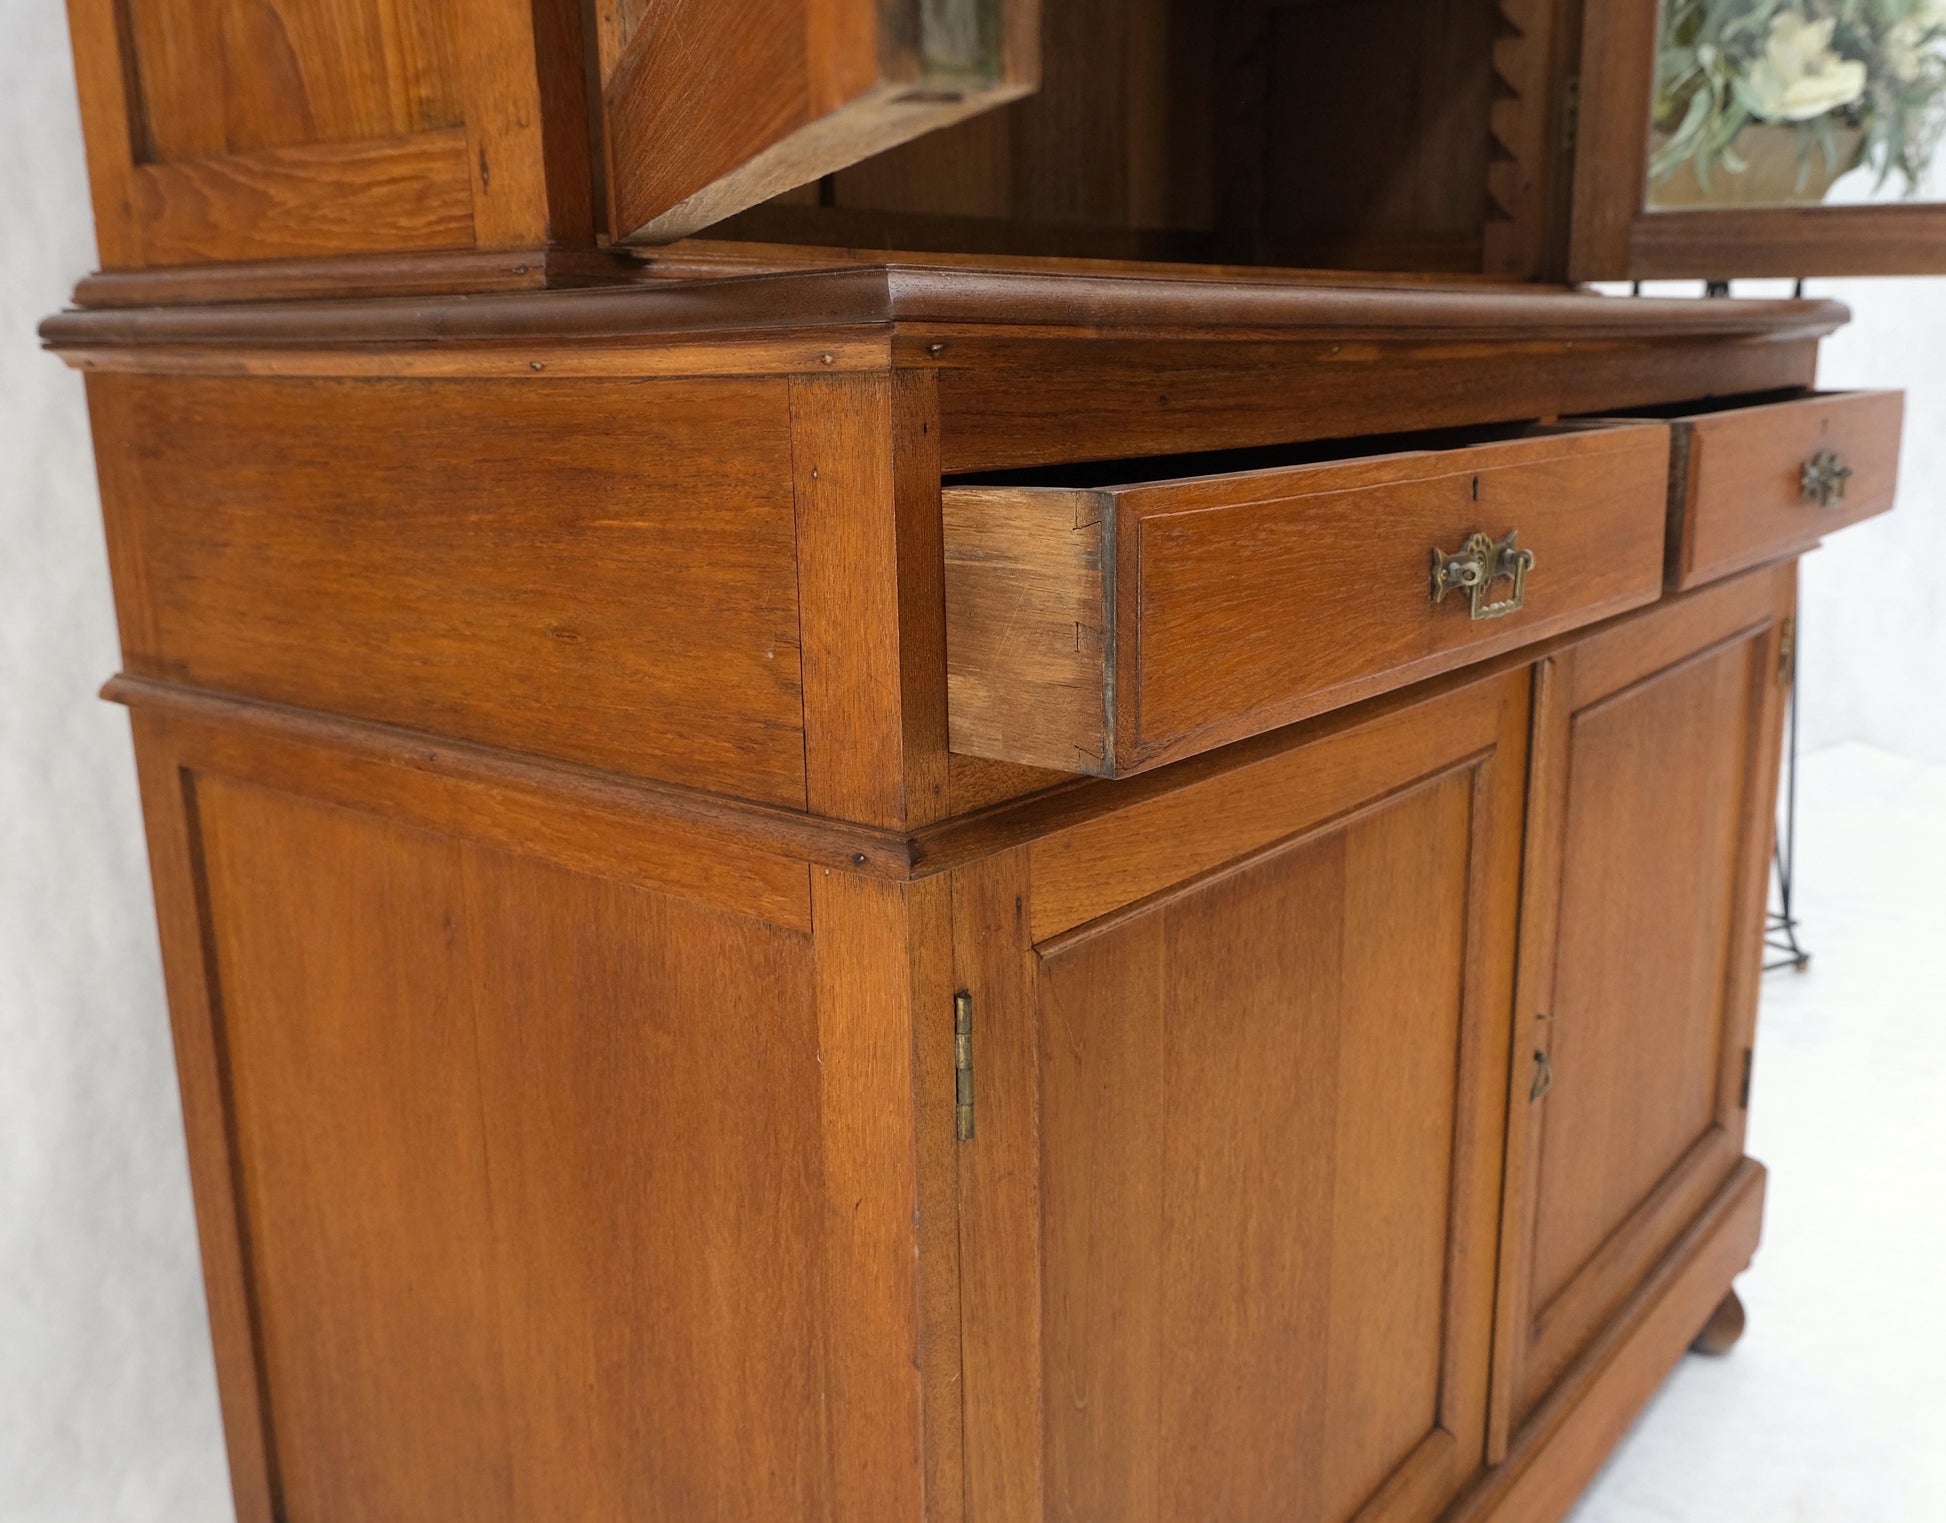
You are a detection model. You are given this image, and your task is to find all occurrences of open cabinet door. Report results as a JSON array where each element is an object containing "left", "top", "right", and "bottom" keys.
[
  {"left": 596, "top": 0, "right": 1039, "bottom": 243},
  {"left": 1568, "top": 0, "right": 1946, "bottom": 279}
]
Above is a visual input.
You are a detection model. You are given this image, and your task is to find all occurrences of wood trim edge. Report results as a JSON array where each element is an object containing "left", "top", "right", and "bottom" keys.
[{"left": 102, "top": 675, "right": 918, "bottom": 879}]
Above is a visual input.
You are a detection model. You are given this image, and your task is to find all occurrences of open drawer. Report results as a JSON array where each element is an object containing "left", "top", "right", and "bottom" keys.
[
  {"left": 1659, "top": 391, "right": 1904, "bottom": 593},
  {"left": 944, "top": 424, "right": 1671, "bottom": 777}
]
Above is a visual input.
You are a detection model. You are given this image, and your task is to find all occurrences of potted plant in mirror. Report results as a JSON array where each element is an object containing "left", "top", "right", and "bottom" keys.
[{"left": 1648, "top": 0, "right": 1946, "bottom": 208}]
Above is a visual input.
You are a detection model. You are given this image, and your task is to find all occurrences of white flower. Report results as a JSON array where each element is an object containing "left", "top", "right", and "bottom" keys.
[
  {"left": 1886, "top": 17, "right": 1927, "bottom": 82},
  {"left": 1743, "top": 12, "right": 1868, "bottom": 121}
]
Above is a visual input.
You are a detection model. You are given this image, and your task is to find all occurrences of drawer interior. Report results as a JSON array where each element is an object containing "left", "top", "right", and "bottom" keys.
[{"left": 946, "top": 420, "right": 1558, "bottom": 492}]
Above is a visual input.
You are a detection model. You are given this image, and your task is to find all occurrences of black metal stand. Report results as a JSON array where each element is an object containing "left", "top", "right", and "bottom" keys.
[{"left": 1765, "top": 619, "right": 1812, "bottom": 973}]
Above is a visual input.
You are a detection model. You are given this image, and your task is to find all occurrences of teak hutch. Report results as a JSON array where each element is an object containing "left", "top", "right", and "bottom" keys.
[{"left": 45, "top": 2, "right": 1921, "bottom": 1521}]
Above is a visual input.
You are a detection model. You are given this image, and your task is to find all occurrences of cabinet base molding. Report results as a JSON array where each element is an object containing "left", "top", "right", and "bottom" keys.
[{"left": 1448, "top": 1160, "right": 1766, "bottom": 1523}]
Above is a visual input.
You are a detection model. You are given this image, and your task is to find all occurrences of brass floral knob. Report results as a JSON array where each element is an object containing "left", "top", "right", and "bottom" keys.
[{"left": 1800, "top": 448, "right": 1853, "bottom": 508}]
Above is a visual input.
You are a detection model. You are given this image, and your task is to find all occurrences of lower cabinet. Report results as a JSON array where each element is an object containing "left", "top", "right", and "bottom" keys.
[{"left": 951, "top": 563, "right": 1794, "bottom": 1523}]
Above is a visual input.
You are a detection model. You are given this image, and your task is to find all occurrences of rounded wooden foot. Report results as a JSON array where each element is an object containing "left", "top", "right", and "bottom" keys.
[{"left": 1691, "top": 1289, "right": 1747, "bottom": 1357}]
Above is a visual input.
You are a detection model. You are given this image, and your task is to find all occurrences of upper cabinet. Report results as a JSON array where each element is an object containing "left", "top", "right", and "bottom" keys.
[
  {"left": 1568, "top": 0, "right": 1946, "bottom": 278},
  {"left": 61, "top": 0, "right": 1946, "bottom": 283},
  {"left": 695, "top": 0, "right": 1575, "bottom": 276}
]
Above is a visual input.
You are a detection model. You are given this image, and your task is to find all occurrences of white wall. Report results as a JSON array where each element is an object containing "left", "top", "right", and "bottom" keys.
[
  {"left": 1805, "top": 277, "right": 1946, "bottom": 762},
  {"left": 0, "top": 4, "right": 1940, "bottom": 1516},
  {"left": 0, "top": 5, "right": 233, "bottom": 1521}
]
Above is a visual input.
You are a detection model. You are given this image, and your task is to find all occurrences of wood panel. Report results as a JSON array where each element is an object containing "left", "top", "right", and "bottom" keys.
[
  {"left": 1670, "top": 390, "right": 1904, "bottom": 591},
  {"left": 118, "top": 0, "right": 463, "bottom": 159},
  {"left": 1495, "top": 566, "right": 1791, "bottom": 1429},
  {"left": 957, "top": 663, "right": 1529, "bottom": 1523},
  {"left": 188, "top": 772, "right": 838, "bottom": 1523},
  {"left": 64, "top": 0, "right": 589, "bottom": 267},
  {"left": 87, "top": 372, "right": 810, "bottom": 807},
  {"left": 1452, "top": 1162, "right": 1766, "bottom": 1523},
  {"left": 791, "top": 370, "right": 956, "bottom": 828},
  {"left": 600, "top": 0, "right": 1039, "bottom": 243},
  {"left": 1258, "top": 0, "right": 1495, "bottom": 258},
  {"left": 926, "top": 332, "right": 1824, "bottom": 474},
  {"left": 1531, "top": 647, "right": 1751, "bottom": 1304},
  {"left": 945, "top": 425, "right": 1668, "bottom": 775},
  {"left": 129, "top": 132, "right": 476, "bottom": 265}
]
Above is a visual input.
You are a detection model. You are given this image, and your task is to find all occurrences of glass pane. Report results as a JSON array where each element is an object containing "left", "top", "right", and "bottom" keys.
[{"left": 1648, "top": 0, "right": 1946, "bottom": 209}]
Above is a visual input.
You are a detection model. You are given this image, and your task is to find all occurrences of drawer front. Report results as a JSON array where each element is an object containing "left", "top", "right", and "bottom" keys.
[
  {"left": 1670, "top": 390, "right": 1903, "bottom": 591},
  {"left": 945, "top": 425, "right": 1670, "bottom": 777}
]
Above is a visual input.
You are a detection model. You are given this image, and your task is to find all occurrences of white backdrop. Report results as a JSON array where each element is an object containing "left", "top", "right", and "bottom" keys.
[{"left": 1, "top": 4, "right": 1942, "bottom": 1518}]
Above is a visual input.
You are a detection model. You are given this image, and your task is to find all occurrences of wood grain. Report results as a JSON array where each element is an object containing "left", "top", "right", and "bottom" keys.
[
  {"left": 119, "top": 0, "right": 464, "bottom": 159},
  {"left": 62, "top": 0, "right": 586, "bottom": 268},
  {"left": 1024, "top": 669, "right": 1510, "bottom": 940},
  {"left": 602, "top": 0, "right": 1035, "bottom": 242},
  {"left": 40, "top": 262, "right": 1847, "bottom": 355},
  {"left": 189, "top": 770, "right": 838, "bottom": 1521},
  {"left": 131, "top": 131, "right": 476, "bottom": 265},
  {"left": 70, "top": 248, "right": 643, "bottom": 309},
  {"left": 127, "top": 722, "right": 277, "bottom": 1523},
  {"left": 809, "top": 871, "right": 931, "bottom": 1523},
  {"left": 1450, "top": 1162, "right": 1766, "bottom": 1523},
  {"left": 991, "top": 662, "right": 1529, "bottom": 1523},
  {"left": 1496, "top": 564, "right": 1791, "bottom": 1426},
  {"left": 1670, "top": 390, "right": 1903, "bottom": 590},
  {"left": 88, "top": 371, "right": 810, "bottom": 807},
  {"left": 792, "top": 369, "right": 954, "bottom": 827},
  {"left": 951, "top": 849, "right": 1045, "bottom": 1523},
  {"left": 942, "top": 484, "right": 1110, "bottom": 773},
  {"left": 945, "top": 425, "right": 1668, "bottom": 776},
  {"left": 1627, "top": 203, "right": 1946, "bottom": 280}
]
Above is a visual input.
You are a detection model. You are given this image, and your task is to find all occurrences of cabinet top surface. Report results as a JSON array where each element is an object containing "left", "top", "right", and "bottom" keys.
[{"left": 41, "top": 259, "right": 1850, "bottom": 357}]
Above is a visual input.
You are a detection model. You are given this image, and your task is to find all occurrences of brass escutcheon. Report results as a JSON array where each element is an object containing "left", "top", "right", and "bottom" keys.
[
  {"left": 1800, "top": 448, "right": 1853, "bottom": 508},
  {"left": 1431, "top": 529, "right": 1535, "bottom": 621}
]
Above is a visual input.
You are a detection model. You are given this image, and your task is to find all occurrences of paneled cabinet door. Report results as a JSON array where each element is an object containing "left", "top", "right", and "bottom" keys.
[
  {"left": 952, "top": 667, "right": 1531, "bottom": 1523},
  {"left": 1489, "top": 565, "right": 1794, "bottom": 1444},
  {"left": 593, "top": 0, "right": 1038, "bottom": 243}
]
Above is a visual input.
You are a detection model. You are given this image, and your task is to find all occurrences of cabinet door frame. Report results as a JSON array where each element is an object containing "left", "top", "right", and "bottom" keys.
[
  {"left": 596, "top": 0, "right": 1039, "bottom": 243},
  {"left": 1487, "top": 563, "right": 1795, "bottom": 1455},
  {"left": 1567, "top": 0, "right": 1946, "bottom": 278},
  {"left": 952, "top": 664, "right": 1532, "bottom": 1523},
  {"left": 64, "top": 0, "right": 592, "bottom": 268}
]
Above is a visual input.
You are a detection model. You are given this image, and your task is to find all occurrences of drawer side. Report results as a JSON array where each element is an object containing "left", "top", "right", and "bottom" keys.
[{"left": 945, "top": 485, "right": 1114, "bottom": 776}]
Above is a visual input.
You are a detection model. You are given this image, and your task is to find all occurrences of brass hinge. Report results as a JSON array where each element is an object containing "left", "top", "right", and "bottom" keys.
[
  {"left": 1778, "top": 617, "right": 1797, "bottom": 686},
  {"left": 1561, "top": 77, "right": 1581, "bottom": 159},
  {"left": 954, "top": 991, "right": 975, "bottom": 1141},
  {"left": 1739, "top": 1047, "right": 1755, "bottom": 1110}
]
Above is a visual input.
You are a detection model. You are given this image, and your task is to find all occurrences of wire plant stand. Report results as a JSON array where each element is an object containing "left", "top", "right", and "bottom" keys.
[{"left": 1766, "top": 615, "right": 1812, "bottom": 974}]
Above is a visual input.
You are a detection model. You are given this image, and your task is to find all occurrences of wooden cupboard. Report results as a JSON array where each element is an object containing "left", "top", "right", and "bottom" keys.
[{"left": 42, "top": 2, "right": 1921, "bottom": 1521}]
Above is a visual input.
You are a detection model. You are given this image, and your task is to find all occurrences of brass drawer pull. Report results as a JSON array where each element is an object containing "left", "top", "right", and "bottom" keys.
[
  {"left": 1800, "top": 448, "right": 1853, "bottom": 508},
  {"left": 1431, "top": 530, "right": 1535, "bottom": 621}
]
